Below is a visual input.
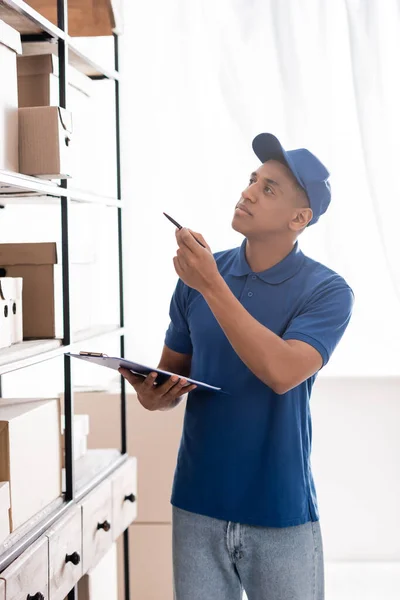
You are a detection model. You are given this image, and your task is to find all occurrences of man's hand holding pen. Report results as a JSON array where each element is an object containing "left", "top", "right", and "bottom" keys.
[{"left": 173, "top": 228, "right": 221, "bottom": 294}]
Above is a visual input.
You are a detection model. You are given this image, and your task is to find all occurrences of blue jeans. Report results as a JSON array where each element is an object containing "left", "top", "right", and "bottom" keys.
[{"left": 172, "top": 506, "right": 324, "bottom": 600}]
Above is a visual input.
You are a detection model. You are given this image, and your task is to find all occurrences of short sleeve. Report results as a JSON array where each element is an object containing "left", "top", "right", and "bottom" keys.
[
  {"left": 282, "top": 282, "right": 354, "bottom": 366},
  {"left": 164, "top": 278, "right": 193, "bottom": 355}
]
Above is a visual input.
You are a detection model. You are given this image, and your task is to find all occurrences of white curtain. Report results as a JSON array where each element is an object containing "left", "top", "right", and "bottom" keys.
[{"left": 120, "top": 0, "right": 400, "bottom": 376}]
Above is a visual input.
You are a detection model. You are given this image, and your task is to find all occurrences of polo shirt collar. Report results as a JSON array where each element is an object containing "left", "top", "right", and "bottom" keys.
[{"left": 230, "top": 239, "right": 305, "bottom": 284}]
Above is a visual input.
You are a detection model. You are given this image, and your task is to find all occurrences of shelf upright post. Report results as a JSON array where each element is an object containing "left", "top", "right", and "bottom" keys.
[
  {"left": 58, "top": 11, "right": 77, "bottom": 600},
  {"left": 113, "top": 33, "right": 126, "bottom": 455},
  {"left": 114, "top": 31, "right": 131, "bottom": 600},
  {"left": 57, "top": 0, "right": 74, "bottom": 505}
]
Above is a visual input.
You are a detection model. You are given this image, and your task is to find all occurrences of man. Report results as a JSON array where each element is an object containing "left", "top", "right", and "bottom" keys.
[{"left": 120, "top": 133, "right": 354, "bottom": 600}]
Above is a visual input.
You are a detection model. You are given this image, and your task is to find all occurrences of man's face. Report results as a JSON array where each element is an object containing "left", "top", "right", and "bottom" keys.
[{"left": 232, "top": 160, "right": 311, "bottom": 238}]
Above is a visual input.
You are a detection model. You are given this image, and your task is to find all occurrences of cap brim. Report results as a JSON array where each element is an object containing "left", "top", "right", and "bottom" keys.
[{"left": 252, "top": 133, "right": 304, "bottom": 189}]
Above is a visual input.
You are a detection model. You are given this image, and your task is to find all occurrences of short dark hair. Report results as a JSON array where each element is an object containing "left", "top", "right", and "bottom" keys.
[{"left": 273, "top": 157, "right": 310, "bottom": 208}]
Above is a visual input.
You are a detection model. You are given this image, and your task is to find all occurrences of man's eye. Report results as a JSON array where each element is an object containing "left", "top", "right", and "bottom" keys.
[
  {"left": 264, "top": 186, "right": 273, "bottom": 194},
  {"left": 249, "top": 178, "right": 255, "bottom": 185}
]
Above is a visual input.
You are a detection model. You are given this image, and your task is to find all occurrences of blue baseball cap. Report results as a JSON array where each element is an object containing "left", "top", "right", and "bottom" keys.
[{"left": 252, "top": 133, "right": 331, "bottom": 226}]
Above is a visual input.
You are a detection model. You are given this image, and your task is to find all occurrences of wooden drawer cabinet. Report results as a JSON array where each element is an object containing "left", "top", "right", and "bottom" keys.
[
  {"left": 81, "top": 479, "right": 113, "bottom": 572},
  {"left": 0, "top": 536, "right": 48, "bottom": 600},
  {"left": 112, "top": 458, "right": 137, "bottom": 540},
  {"left": 46, "top": 505, "right": 82, "bottom": 600}
]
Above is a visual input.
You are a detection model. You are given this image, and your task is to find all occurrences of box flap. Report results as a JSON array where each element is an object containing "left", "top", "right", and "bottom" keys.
[
  {"left": 0, "top": 242, "right": 58, "bottom": 266},
  {"left": 0, "top": 398, "right": 59, "bottom": 422},
  {"left": 17, "top": 53, "right": 55, "bottom": 77},
  {"left": 17, "top": 53, "right": 93, "bottom": 97},
  {"left": 61, "top": 413, "right": 89, "bottom": 436},
  {"left": 0, "top": 19, "right": 22, "bottom": 55}
]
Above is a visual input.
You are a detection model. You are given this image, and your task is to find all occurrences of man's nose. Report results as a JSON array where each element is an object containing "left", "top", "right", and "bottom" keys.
[{"left": 241, "top": 184, "right": 257, "bottom": 203}]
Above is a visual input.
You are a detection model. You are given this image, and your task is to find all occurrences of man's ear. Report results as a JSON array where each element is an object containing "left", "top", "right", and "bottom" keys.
[{"left": 289, "top": 208, "right": 313, "bottom": 232}]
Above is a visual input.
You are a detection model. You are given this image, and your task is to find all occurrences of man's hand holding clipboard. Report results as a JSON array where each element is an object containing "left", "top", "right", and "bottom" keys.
[{"left": 118, "top": 367, "right": 197, "bottom": 412}]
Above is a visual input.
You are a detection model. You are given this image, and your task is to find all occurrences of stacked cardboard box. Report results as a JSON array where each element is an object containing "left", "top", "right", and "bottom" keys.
[
  {"left": 0, "top": 241, "right": 96, "bottom": 339},
  {"left": 0, "top": 398, "right": 62, "bottom": 532},
  {"left": 17, "top": 54, "right": 95, "bottom": 183},
  {"left": 23, "top": 0, "right": 123, "bottom": 37},
  {"left": 61, "top": 414, "right": 90, "bottom": 466},
  {"left": 0, "top": 19, "right": 21, "bottom": 172}
]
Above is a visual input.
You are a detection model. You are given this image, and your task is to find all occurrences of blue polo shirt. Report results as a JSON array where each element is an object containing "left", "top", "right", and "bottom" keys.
[{"left": 165, "top": 239, "right": 354, "bottom": 528}]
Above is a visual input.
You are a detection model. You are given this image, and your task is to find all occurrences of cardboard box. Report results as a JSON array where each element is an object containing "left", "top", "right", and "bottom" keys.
[
  {"left": 0, "top": 242, "right": 95, "bottom": 338},
  {"left": 0, "top": 242, "right": 62, "bottom": 339},
  {"left": 0, "top": 482, "right": 10, "bottom": 545},
  {"left": 78, "top": 542, "right": 118, "bottom": 600},
  {"left": 61, "top": 413, "right": 89, "bottom": 466},
  {"left": 117, "top": 524, "right": 173, "bottom": 600},
  {"left": 0, "top": 398, "right": 62, "bottom": 531},
  {"left": 17, "top": 54, "right": 95, "bottom": 191},
  {"left": 0, "top": 19, "right": 21, "bottom": 172},
  {"left": 19, "top": 106, "right": 73, "bottom": 179},
  {"left": 26, "top": 0, "right": 123, "bottom": 36},
  {"left": 17, "top": 54, "right": 92, "bottom": 108}
]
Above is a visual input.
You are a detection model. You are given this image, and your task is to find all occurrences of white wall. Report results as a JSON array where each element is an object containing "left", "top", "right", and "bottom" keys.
[
  {"left": 311, "top": 377, "right": 400, "bottom": 561},
  {"left": 118, "top": 0, "right": 400, "bottom": 379}
]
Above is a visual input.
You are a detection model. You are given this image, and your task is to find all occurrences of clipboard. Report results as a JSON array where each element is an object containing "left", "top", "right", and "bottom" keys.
[{"left": 67, "top": 352, "right": 222, "bottom": 392}]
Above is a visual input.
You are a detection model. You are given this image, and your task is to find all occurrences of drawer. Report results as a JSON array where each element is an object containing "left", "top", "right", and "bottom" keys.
[
  {"left": 112, "top": 457, "right": 137, "bottom": 539},
  {"left": 46, "top": 505, "right": 82, "bottom": 600},
  {"left": 81, "top": 479, "right": 113, "bottom": 572},
  {"left": 0, "top": 536, "right": 48, "bottom": 600}
]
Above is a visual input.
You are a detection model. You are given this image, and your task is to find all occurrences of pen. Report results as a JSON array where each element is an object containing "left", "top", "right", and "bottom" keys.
[{"left": 163, "top": 212, "right": 206, "bottom": 248}]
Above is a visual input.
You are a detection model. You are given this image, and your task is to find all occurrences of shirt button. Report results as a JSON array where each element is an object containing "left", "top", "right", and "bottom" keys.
[
  {"left": 251, "top": 275, "right": 257, "bottom": 280},
  {"left": 248, "top": 291, "right": 253, "bottom": 297}
]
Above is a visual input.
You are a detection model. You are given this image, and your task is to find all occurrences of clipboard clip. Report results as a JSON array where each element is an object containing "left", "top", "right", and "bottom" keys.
[{"left": 79, "top": 351, "right": 109, "bottom": 357}]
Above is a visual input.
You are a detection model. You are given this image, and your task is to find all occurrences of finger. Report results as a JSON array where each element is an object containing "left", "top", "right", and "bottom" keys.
[
  {"left": 119, "top": 368, "right": 146, "bottom": 386},
  {"left": 155, "top": 375, "right": 182, "bottom": 395},
  {"left": 182, "top": 384, "right": 197, "bottom": 394},
  {"left": 140, "top": 371, "right": 159, "bottom": 390},
  {"left": 176, "top": 248, "right": 189, "bottom": 268},
  {"left": 173, "top": 255, "right": 185, "bottom": 277},
  {"left": 176, "top": 379, "right": 197, "bottom": 392},
  {"left": 176, "top": 227, "right": 199, "bottom": 253},
  {"left": 187, "top": 230, "right": 210, "bottom": 251},
  {"left": 167, "top": 382, "right": 197, "bottom": 398}
]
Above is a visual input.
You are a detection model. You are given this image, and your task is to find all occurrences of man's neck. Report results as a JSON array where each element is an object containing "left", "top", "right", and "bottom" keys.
[{"left": 245, "top": 235, "right": 297, "bottom": 273}]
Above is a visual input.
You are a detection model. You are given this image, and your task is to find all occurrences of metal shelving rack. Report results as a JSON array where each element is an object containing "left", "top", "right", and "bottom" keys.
[{"left": 0, "top": 1, "right": 130, "bottom": 599}]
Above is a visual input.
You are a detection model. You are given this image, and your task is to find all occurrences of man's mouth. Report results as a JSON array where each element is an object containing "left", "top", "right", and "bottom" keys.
[{"left": 236, "top": 203, "right": 252, "bottom": 216}]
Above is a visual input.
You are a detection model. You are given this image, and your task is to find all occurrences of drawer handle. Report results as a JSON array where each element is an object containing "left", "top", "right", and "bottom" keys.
[
  {"left": 97, "top": 520, "right": 111, "bottom": 532},
  {"left": 65, "top": 551, "right": 81, "bottom": 566},
  {"left": 27, "top": 594, "right": 44, "bottom": 600},
  {"left": 124, "top": 493, "right": 136, "bottom": 503}
]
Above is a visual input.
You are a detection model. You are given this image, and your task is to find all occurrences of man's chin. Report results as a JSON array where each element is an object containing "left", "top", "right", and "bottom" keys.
[{"left": 231, "top": 217, "right": 246, "bottom": 234}]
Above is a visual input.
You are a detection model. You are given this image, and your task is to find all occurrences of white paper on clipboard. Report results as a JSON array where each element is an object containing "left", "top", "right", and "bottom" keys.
[{"left": 67, "top": 353, "right": 222, "bottom": 392}]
